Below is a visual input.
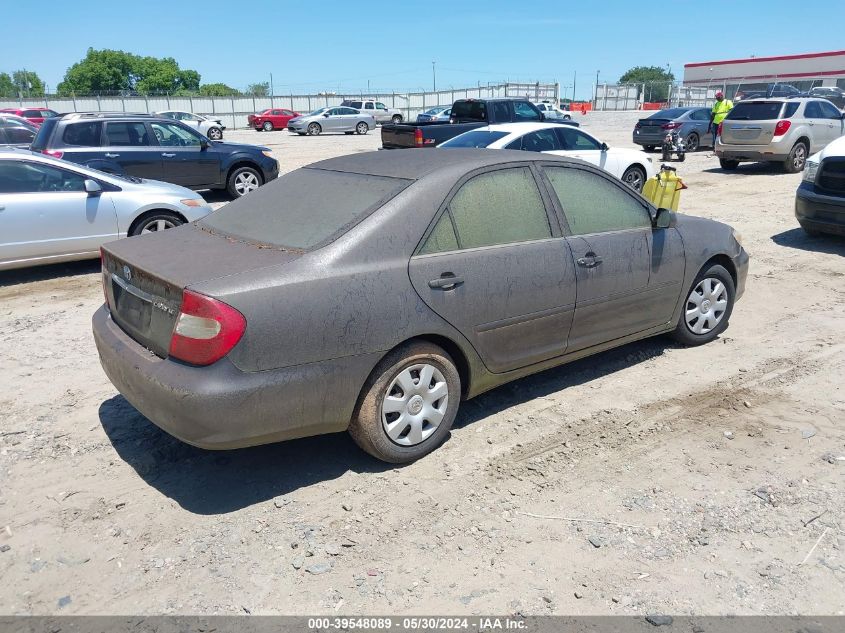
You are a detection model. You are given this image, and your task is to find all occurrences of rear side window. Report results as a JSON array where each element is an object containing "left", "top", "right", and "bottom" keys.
[
  {"left": 62, "top": 121, "right": 103, "bottom": 146},
  {"left": 347, "top": 101, "right": 363, "bottom": 109},
  {"left": 105, "top": 122, "right": 151, "bottom": 146},
  {"left": 200, "top": 168, "right": 411, "bottom": 249},
  {"left": 0, "top": 160, "right": 86, "bottom": 193},
  {"left": 23, "top": 110, "right": 41, "bottom": 118},
  {"left": 783, "top": 102, "right": 800, "bottom": 118},
  {"left": 451, "top": 101, "right": 486, "bottom": 121},
  {"left": 726, "top": 102, "right": 783, "bottom": 121},
  {"left": 690, "top": 109, "right": 710, "bottom": 121},
  {"left": 4, "top": 125, "right": 36, "bottom": 144},
  {"left": 544, "top": 166, "right": 649, "bottom": 235},
  {"left": 446, "top": 167, "right": 551, "bottom": 250},
  {"left": 440, "top": 130, "right": 508, "bottom": 148}
]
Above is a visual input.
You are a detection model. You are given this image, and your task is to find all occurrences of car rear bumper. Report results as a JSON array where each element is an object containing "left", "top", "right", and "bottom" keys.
[
  {"left": 795, "top": 182, "right": 845, "bottom": 235},
  {"left": 633, "top": 132, "right": 664, "bottom": 146},
  {"left": 716, "top": 141, "right": 789, "bottom": 162},
  {"left": 93, "top": 305, "right": 380, "bottom": 449}
]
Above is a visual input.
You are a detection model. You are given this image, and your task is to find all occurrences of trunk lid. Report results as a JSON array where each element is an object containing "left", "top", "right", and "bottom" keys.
[
  {"left": 381, "top": 124, "right": 419, "bottom": 149},
  {"left": 102, "top": 223, "right": 303, "bottom": 358}
]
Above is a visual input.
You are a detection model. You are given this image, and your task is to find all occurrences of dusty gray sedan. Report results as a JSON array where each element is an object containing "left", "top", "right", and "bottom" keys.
[
  {"left": 287, "top": 106, "right": 376, "bottom": 136},
  {"left": 94, "top": 150, "right": 748, "bottom": 463}
]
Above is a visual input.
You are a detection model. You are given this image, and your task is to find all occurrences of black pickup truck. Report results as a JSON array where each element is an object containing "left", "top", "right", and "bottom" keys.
[{"left": 381, "top": 97, "right": 578, "bottom": 149}]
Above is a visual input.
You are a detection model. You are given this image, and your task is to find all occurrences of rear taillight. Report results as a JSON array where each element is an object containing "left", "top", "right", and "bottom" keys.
[
  {"left": 414, "top": 128, "right": 423, "bottom": 147},
  {"left": 635, "top": 122, "right": 641, "bottom": 129},
  {"left": 774, "top": 120, "right": 791, "bottom": 136},
  {"left": 168, "top": 289, "right": 246, "bottom": 366},
  {"left": 661, "top": 122, "right": 682, "bottom": 130},
  {"left": 42, "top": 149, "right": 63, "bottom": 159}
]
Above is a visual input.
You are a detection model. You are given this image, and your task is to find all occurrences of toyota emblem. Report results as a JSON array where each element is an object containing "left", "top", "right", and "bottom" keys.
[{"left": 123, "top": 265, "right": 132, "bottom": 282}]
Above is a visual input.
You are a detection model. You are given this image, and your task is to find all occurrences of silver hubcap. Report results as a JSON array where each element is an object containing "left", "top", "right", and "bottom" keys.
[
  {"left": 140, "top": 218, "right": 176, "bottom": 234},
  {"left": 209, "top": 128, "right": 221, "bottom": 139},
  {"left": 235, "top": 172, "right": 259, "bottom": 195},
  {"left": 381, "top": 363, "right": 448, "bottom": 446},
  {"left": 357, "top": 123, "right": 367, "bottom": 134},
  {"left": 686, "top": 135, "right": 698, "bottom": 151},
  {"left": 623, "top": 169, "right": 644, "bottom": 191},
  {"left": 793, "top": 146, "right": 806, "bottom": 169},
  {"left": 263, "top": 122, "right": 272, "bottom": 131},
  {"left": 309, "top": 123, "right": 319, "bottom": 135},
  {"left": 685, "top": 278, "right": 728, "bottom": 335}
]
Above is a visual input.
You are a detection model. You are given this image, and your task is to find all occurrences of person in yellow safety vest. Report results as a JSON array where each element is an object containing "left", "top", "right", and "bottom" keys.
[{"left": 709, "top": 91, "right": 733, "bottom": 146}]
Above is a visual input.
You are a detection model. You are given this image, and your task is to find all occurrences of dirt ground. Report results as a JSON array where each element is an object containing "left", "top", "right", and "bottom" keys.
[{"left": 1, "top": 112, "right": 843, "bottom": 616}]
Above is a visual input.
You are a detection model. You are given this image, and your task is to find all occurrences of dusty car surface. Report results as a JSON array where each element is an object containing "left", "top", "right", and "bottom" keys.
[{"left": 93, "top": 150, "right": 748, "bottom": 463}]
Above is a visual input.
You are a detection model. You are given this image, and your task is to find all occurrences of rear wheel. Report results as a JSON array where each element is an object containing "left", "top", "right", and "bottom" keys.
[
  {"left": 349, "top": 341, "right": 461, "bottom": 463},
  {"left": 262, "top": 121, "right": 274, "bottom": 132},
  {"left": 226, "top": 166, "right": 263, "bottom": 198},
  {"left": 671, "top": 264, "right": 735, "bottom": 346},
  {"left": 207, "top": 126, "right": 223, "bottom": 140},
  {"left": 129, "top": 211, "right": 184, "bottom": 237},
  {"left": 784, "top": 142, "right": 808, "bottom": 173},
  {"left": 684, "top": 132, "right": 699, "bottom": 152},
  {"left": 621, "top": 165, "right": 646, "bottom": 192},
  {"left": 643, "top": 145, "right": 656, "bottom": 152},
  {"left": 356, "top": 121, "right": 369, "bottom": 135},
  {"left": 719, "top": 158, "right": 740, "bottom": 170},
  {"left": 391, "top": 114, "right": 403, "bottom": 124},
  {"left": 307, "top": 122, "right": 321, "bottom": 136},
  {"left": 563, "top": 114, "right": 572, "bottom": 120}
]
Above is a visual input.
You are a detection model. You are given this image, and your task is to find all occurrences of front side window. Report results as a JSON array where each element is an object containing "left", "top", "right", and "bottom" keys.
[
  {"left": 512, "top": 129, "right": 561, "bottom": 152},
  {"left": 804, "top": 101, "right": 823, "bottom": 119},
  {"left": 690, "top": 109, "right": 710, "bottom": 121},
  {"left": 819, "top": 101, "right": 842, "bottom": 119},
  {"left": 105, "top": 122, "right": 151, "bottom": 146},
  {"left": 150, "top": 122, "right": 202, "bottom": 146},
  {"left": 376, "top": 103, "right": 387, "bottom": 110},
  {"left": 0, "top": 160, "right": 86, "bottom": 194},
  {"left": 513, "top": 102, "right": 541, "bottom": 122},
  {"left": 557, "top": 128, "right": 601, "bottom": 151},
  {"left": 544, "top": 166, "right": 649, "bottom": 235},
  {"left": 444, "top": 167, "right": 551, "bottom": 250},
  {"left": 23, "top": 110, "right": 41, "bottom": 118},
  {"left": 62, "top": 121, "right": 102, "bottom": 146}
]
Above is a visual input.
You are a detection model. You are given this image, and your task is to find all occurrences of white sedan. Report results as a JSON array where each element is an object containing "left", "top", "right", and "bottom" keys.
[
  {"left": 439, "top": 122, "right": 654, "bottom": 192},
  {"left": 154, "top": 111, "right": 226, "bottom": 140}
]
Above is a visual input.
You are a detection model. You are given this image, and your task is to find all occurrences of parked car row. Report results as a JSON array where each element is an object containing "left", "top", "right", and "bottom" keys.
[{"left": 0, "top": 107, "right": 60, "bottom": 126}]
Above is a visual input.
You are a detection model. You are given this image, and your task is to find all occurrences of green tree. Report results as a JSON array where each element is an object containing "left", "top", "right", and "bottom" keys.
[
  {"left": 12, "top": 70, "right": 45, "bottom": 97},
  {"left": 198, "top": 83, "right": 241, "bottom": 97},
  {"left": 57, "top": 48, "right": 201, "bottom": 95},
  {"left": 246, "top": 82, "right": 269, "bottom": 97},
  {"left": 0, "top": 73, "right": 16, "bottom": 98},
  {"left": 619, "top": 65, "right": 675, "bottom": 102}
]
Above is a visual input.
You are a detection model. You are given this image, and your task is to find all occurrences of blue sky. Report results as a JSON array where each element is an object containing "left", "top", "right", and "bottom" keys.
[{"left": 3, "top": 0, "right": 844, "bottom": 99}]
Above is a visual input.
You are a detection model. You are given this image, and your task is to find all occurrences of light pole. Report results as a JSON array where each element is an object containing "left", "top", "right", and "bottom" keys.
[
  {"left": 595, "top": 70, "right": 600, "bottom": 103},
  {"left": 432, "top": 61, "right": 436, "bottom": 94}
]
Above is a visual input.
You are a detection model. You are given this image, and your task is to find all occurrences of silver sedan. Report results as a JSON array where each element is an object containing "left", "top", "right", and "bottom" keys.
[
  {"left": 287, "top": 107, "right": 376, "bottom": 136},
  {"left": 0, "top": 150, "right": 213, "bottom": 270}
]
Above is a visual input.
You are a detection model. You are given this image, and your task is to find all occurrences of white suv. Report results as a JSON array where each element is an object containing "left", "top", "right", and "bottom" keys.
[{"left": 340, "top": 100, "right": 403, "bottom": 124}]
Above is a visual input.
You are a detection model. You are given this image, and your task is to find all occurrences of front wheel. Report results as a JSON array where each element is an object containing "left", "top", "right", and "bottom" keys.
[
  {"left": 391, "top": 114, "right": 402, "bottom": 124},
  {"left": 684, "top": 133, "right": 699, "bottom": 152},
  {"left": 719, "top": 158, "right": 740, "bottom": 170},
  {"left": 226, "top": 166, "right": 263, "bottom": 198},
  {"left": 356, "top": 121, "right": 369, "bottom": 135},
  {"left": 784, "top": 142, "right": 808, "bottom": 173},
  {"left": 307, "top": 122, "right": 322, "bottom": 136},
  {"left": 207, "top": 127, "right": 223, "bottom": 140},
  {"left": 129, "top": 211, "right": 184, "bottom": 237},
  {"left": 262, "top": 121, "right": 274, "bottom": 132},
  {"left": 671, "top": 264, "right": 735, "bottom": 346},
  {"left": 622, "top": 165, "right": 646, "bottom": 192},
  {"left": 349, "top": 341, "right": 461, "bottom": 463}
]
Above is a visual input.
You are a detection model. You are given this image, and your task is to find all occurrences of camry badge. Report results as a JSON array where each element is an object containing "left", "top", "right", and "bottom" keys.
[{"left": 123, "top": 265, "right": 132, "bottom": 282}]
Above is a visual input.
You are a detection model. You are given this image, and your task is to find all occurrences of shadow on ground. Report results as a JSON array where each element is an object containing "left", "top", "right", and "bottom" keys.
[
  {"left": 702, "top": 162, "right": 791, "bottom": 176},
  {"left": 100, "top": 335, "right": 679, "bottom": 515},
  {"left": 771, "top": 228, "right": 845, "bottom": 255},
  {"left": 0, "top": 259, "right": 100, "bottom": 288}
]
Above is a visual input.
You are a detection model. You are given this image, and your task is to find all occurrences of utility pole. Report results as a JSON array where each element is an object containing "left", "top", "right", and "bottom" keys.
[
  {"left": 595, "top": 70, "right": 600, "bottom": 104},
  {"left": 432, "top": 61, "right": 436, "bottom": 94},
  {"left": 572, "top": 70, "right": 577, "bottom": 103},
  {"left": 269, "top": 73, "right": 274, "bottom": 97}
]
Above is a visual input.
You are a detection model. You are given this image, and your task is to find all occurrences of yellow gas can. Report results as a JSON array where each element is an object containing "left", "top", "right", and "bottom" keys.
[{"left": 642, "top": 165, "right": 687, "bottom": 211}]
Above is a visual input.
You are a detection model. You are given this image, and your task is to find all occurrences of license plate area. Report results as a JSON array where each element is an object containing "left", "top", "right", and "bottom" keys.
[{"left": 112, "top": 273, "right": 153, "bottom": 332}]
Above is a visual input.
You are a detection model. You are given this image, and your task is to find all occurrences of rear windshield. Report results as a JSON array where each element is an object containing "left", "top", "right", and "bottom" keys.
[
  {"left": 451, "top": 101, "right": 487, "bottom": 121},
  {"left": 726, "top": 102, "right": 783, "bottom": 120},
  {"left": 647, "top": 108, "right": 689, "bottom": 119},
  {"left": 199, "top": 168, "right": 411, "bottom": 249},
  {"left": 29, "top": 117, "right": 58, "bottom": 150},
  {"left": 440, "top": 130, "right": 509, "bottom": 148}
]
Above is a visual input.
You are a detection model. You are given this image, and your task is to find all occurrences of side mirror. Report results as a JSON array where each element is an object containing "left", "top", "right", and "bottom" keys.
[
  {"left": 539, "top": 112, "right": 546, "bottom": 121},
  {"left": 323, "top": 113, "right": 330, "bottom": 117},
  {"left": 200, "top": 138, "right": 209, "bottom": 150},
  {"left": 600, "top": 142, "right": 609, "bottom": 151},
  {"left": 84, "top": 179, "right": 102, "bottom": 196},
  {"left": 652, "top": 207, "right": 672, "bottom": 229}
]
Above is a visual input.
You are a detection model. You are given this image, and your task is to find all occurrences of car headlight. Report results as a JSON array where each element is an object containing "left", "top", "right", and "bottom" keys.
[
  {"left": 262, "top": 150, "right": 274, "bottom": 158},
  {"left": 732, "top": 229, "right": 744, "bottom": 247},
  {"left": 181, "top": 198, "right": 206, "bottom": 208},
  {"left": 803, "top": 160, "right": 819, "bottom": 182}
]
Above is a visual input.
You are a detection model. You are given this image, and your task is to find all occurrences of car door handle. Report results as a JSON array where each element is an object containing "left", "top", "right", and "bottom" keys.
[
  {"left": 161, "top": 152, "right": 176, "bottom": 158},
  {"left": 577, "top": 254, "right": 603, "bottom": 268},
  {"left": 104, "top": 153, "right": 120, "bottom": 158},
  {"left": 428, "top": 274, "right": 464, "bottom": 290}
]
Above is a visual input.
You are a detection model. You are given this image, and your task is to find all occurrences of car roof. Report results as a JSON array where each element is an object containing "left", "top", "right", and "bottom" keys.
[
  {"left": 307, "top": 148, "right": 577, "bottom": 180},
  {"left": 485, "top": 122, "right": 577, "bottom": 134}
]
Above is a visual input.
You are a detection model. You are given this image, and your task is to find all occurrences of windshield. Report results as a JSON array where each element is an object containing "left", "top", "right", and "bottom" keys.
[
  {"left": 440, "top": 130, "right": 509, "bottom": 148},
  {"left": 199, "top": 168, "right": 412, "bottom": 249},
  {"left": 726, "top": 102, "right": 783, "bottom": 120},
  {"left": 647, "top": 108, "right": 689, "bottom": 119}
]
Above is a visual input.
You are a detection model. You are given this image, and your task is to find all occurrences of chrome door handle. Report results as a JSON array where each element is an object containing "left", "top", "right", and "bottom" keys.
[
  {"left": 428, "top": 274, "right": 464, "bottom": 290},
  {"left": 104, "top": 153, "right": 120, "bottom": 158},
  {"left": 161, "top": 152, "right": 176, "bottom": 158},
  {"left": 577, "top": 254, "right": 603, "bottom": 268}
]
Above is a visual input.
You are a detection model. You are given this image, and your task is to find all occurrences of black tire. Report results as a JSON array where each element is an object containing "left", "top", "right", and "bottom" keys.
[
  {"left": 356, "top": 121, "right": 369, "bottom": 135},
  {"left": 226, "top": 166, "right": 263, "bottom": 198},
  {"left": 344, "top": 131, "right": 354, "bottom": 135},
  {"left": 678, "top": 152, "right": 686, "bottom": 162},
  {"left": 207, "top": 127, "right": 223, "bottom": 140},
  {"left": 307, "top": 122, "right": 321, "bottom": 136},
  {"left": 784, "top": 141, "right": 808, "bottom": 173},
  {"left": 391, "top": 114, "right": 403, "bottom": 124},
  {"left": 348, "top": 341, "right": 461, "bottom": 463},
  {"left": 621, "top": 165, "right": 646, "bottom": 192},
  {"left": 262, "top": 121, "right": 274, "bottom": 132},
  {"left": 644, "top": 145, "right": 656, "bottom": 152},
  {"left": 671, "top": 264, "right": 735, "bottom": 346},
  {"left": 563, "top": 114, "right": 572, "bottom": 121},
  {"left": 662, "top": 146, "right": 671, "bottom": 162},
  {"left": 719, "top": 158, "right": 740, "bottom": 170},
  {"left": 129, "top": 210, "right": 184, "bottom": 237},
  {"left": 800, "top": 224, "right": 823, "bottom": 237},
  {"left": 685, "top": 133, "right": 699, "bottom": 152},
  {"left": 296, "top": 132, "right": 306, "bottom": 136}
]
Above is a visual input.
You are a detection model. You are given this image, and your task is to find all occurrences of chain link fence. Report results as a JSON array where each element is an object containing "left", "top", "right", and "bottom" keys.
[{"left": 0, "top": 82, "right": 560, "bottom": 129}]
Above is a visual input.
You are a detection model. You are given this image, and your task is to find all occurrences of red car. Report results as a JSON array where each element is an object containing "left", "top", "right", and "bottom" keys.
[
  {"left": 0, "top": 107, "right": 60, "bottom": 127},
  {"left": 248, "top": 108, "right": 299, "bottom": 131}
]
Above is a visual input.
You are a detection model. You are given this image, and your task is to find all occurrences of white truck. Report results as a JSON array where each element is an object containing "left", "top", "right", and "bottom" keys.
[
  {"left": 340, "top": 99, "right": 403, "bottom": 124},
  {"left": 533, "top": 101, "right": 572, "bottom": 121}
]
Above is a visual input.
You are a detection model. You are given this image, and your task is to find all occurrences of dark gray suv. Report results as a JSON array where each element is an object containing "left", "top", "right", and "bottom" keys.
[{"left": 30, "top": 112, "right": 279, "bottom": 198}]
